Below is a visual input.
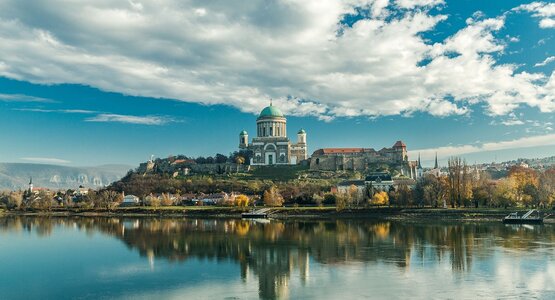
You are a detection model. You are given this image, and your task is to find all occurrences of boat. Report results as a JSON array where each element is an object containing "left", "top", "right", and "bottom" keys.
[{"left": 503, "top": 209, "right": 543, "bottom": 224}]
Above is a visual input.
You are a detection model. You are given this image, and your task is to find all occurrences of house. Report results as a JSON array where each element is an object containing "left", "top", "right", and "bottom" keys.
[
  {"left": 122, "top": 194, "right": 140, "bottom": 205},
  {"left": 337, "top": 180, "right": 366, "bottom": 197},
  {"left": 365, "top": 172, "right": 395, "bottom": 192},
  {"left": 193, "top": 192, "right": 229, "bottom": 205}
]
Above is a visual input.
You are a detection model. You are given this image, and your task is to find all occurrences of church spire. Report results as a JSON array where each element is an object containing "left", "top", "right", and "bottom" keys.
[
  {"left": 417, "top": 153, "right": 422, "bottom": 168},
  {"left": 434, "top": 152, "right": 439, "bottom": 169},
  {"left": 28, "top": 177, "right": 33, "bottom": 193}
]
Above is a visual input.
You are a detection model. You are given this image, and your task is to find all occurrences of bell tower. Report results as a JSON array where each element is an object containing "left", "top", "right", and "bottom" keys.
[{"left": 239, "top": 130, "right": 248, "bottom": 149}]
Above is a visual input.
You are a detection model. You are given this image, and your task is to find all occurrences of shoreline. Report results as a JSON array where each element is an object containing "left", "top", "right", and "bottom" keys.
[{"left": 2, "top": 207, "right": 554, "bottom": 223}]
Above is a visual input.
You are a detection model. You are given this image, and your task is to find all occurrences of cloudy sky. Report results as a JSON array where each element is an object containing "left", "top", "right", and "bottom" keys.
[{"left": 0, "top": 0, "right": 554, "bottom": 167}]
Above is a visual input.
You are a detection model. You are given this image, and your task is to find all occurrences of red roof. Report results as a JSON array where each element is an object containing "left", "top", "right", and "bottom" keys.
[
  {"left": 315, "top": 148, "right": 366, "bottom": 155},
  {"left": 393, "top": 141, "right": 406, "bottom": 148}
]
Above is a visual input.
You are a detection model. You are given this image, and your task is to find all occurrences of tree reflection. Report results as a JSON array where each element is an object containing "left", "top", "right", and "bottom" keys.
[{"left": 1, "top": 217, "right": 554, "bottom": 299}]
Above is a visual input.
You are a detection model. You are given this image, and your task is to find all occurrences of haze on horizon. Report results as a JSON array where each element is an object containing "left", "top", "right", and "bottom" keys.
[{"left": 0, "top": 0, "right": 554, "bottom": 168}]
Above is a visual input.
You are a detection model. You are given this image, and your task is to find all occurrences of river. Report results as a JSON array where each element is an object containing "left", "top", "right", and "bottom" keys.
[{"left": 0, "top": 217, "right": 554, "bottom": 299}]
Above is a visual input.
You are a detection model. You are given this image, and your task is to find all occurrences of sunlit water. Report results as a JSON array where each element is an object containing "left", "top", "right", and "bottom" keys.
[{"left": 0, "top": 217, "right": 554, "bottom": 299}]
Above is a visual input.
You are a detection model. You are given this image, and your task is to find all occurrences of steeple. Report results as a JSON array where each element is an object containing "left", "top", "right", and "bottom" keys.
[
  {"left": 28, "top": 177, "right": 33, "bottom": 193},
  {"left": 417, "top": 153, "right": 422, "bottom": 169},
  {"left": 434, "top": 152, "right": 438, "bottom": 169}
]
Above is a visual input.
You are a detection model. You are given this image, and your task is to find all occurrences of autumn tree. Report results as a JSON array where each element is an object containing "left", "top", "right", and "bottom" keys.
[
  {"left": 508, "top": 166, "right": 539, "bottom": 207},
  {"left": 347, "top": 184, "right": 362, "bottom": 208},
  {"left": 493, "top": 178, "right": 516, "bottom": 208},
  {"left": 263, "top": 186, "right": 284, "bottom": 207},
  {"left": 539, "top": 168, "right": 555, "bottom": 208},
  {"left": 335, "top": 193, "right": 347, "bottom": 211},
  {"left": 235, "top": 194, "right": 250, "bottom": 207},
  {"left": 371, "top": 191, "right": 389, "bottom": 206},
  {"left": 161, "top": 193, "right": 174, "bottom": 206}
]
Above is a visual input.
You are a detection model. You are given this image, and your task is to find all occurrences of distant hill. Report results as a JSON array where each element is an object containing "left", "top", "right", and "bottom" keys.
[{"left": 0, "top": 163, "right": 132, "bottom": 191}]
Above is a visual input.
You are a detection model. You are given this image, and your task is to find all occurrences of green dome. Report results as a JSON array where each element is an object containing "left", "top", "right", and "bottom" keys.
[
  {"left": 298, "top": 129, "right": 306, "bottom": 134},
  {"left": 259, "top": 104, "right": 284, "bottom": 118},
  {"left": 239, "top": 130, "right": 248, "bottom": 136}
]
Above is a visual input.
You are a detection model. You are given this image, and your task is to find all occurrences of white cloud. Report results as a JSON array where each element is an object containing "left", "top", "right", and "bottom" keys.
[
  {"left": 0, "top": 93, "right": 55, "bottom": 103},
  {"left": 535, "top": 56, "right": 555, "bottom": 67},
  {"left": 85, "top": 113, "right": 175, "bottom": 125},
  {"left": 20, "top": 157, "right": 71, "bottom": 164},
  {"left": 14, "top": 108, "right": 96, "bottom": 114},
  {"left": 410, "top": 133, "right": 555, "bottom": 161},
  {"left": 501, "top": 119, "right": 524, "bottom": 126},
  {"left": 515, "top": 2, "right": 555, "bottom": 28},
  {"left": 0, "top": 1, "right": 552, "bottom": 120}
]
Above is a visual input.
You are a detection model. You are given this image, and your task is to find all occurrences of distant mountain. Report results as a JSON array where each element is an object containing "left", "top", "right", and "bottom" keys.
[{"left": 0, "top": 163, "right": 132, "bottom": 191}]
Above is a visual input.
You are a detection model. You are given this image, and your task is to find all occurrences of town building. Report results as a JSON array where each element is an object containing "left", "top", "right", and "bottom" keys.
[{"left": 239, "top": 102, "right": 308, "bottom": 165}]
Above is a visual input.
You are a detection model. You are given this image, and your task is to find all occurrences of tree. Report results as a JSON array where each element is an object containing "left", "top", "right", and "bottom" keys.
[
  {"left": 347, "top": 184, "right": 361, "bottom": 208},
  {"left": 161, "top": 193, "right": 174, "bottom": 206},
  {"left": 371, "top": 191, "right": 389, "bottom": 206},
  {"left": 509, "top": 166, "right": 539, "bottom": 206},
  {"left": 98, "top": 190, "right": 123, "bottom": 209},
  {"left": 312, "top": 194, "right": 324, "bottom": 207},
  {"left": 235, "top": 194, "right": 250, "bottom": 207},
  {"left": 215, "top": 153, "right": 228, "bottom": 164},
  {"left": 335, "top": 193, "right": 347, "bottom": 211},
  {"left": 263, "top": 186, "right": 284, "bottom": 207},
  {"left": 539, "top": 168, "right": 555, "bottom": 208},
  {"left": 395, "top": 184, "right": 413, "bottom": 207},
  {"left": 493, "top": 178, "right": 516, "bottom": 208},
  {"left": 145, "top": 194, "right": 161, "bottom": 208},
  {"left": 235, "top": 156, "right": 245, "bottom": 173}
]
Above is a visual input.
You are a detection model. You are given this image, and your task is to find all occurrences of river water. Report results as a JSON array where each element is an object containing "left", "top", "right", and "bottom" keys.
[{"left": 0, "top": 217, "right": 554, "bottom": 299}]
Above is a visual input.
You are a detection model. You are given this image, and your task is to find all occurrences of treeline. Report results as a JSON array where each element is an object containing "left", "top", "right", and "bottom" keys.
[
  {"left": 0, "top": 189, "right": 123, "bottom": 211},
  {"left": 160, "top": 150, "right": 253, "bottom": 165},
  {"left": 414, "top": 160, "right": 555, "bottom": 208},
  {"left": 109, "top": 173, "right": 335, "bottom": 203}
]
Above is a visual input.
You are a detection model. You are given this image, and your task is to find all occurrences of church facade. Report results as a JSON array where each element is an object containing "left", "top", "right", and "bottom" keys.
[{"left": 239, "top": 103, "right": 308, "bottom": 166}]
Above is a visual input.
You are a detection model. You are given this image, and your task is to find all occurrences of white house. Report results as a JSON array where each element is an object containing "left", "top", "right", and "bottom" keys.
[{"left": 122, "top": 194, "right": 140, "bottom": 204}]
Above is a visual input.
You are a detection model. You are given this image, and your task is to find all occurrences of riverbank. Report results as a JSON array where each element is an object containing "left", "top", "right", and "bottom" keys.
[{"left": 3, "top": 206, "right": 554, "bottom": 222}]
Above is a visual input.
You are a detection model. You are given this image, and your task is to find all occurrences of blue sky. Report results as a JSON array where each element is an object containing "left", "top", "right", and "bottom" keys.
[{"left": 0, "top": 0, "right": 554, "bottom": 167}]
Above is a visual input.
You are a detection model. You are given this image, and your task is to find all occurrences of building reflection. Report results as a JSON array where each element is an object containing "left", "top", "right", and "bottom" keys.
[{"left": 1, "top": 217, "right": 554, "bottom": 299}]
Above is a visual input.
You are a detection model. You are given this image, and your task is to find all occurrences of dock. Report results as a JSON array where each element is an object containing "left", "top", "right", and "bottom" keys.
[
  {"left": 242, "top": 208, "right": 273, "bottom": 219},
  {"left": 503, "top": 209, "right": 543, "bottom": 224}
]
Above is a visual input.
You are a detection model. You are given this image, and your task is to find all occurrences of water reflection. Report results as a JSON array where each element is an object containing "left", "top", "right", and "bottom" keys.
[{"left": 1, "top": 217, "right": 554, "bottom": 299}]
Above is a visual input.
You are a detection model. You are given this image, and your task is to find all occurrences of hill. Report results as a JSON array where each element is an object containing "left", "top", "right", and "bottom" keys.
[{"left": 0, "top": 163, "right": 132, "bottom": 191}]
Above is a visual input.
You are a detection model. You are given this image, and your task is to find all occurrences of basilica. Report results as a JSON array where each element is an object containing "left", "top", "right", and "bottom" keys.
[{"left": 239, "top": 103, "right": 308, "bottom": 165}]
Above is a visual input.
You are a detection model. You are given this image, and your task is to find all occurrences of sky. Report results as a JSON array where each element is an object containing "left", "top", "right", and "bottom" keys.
[{"left": 0, "top": 0, "right": 554, "bottom": 167}]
